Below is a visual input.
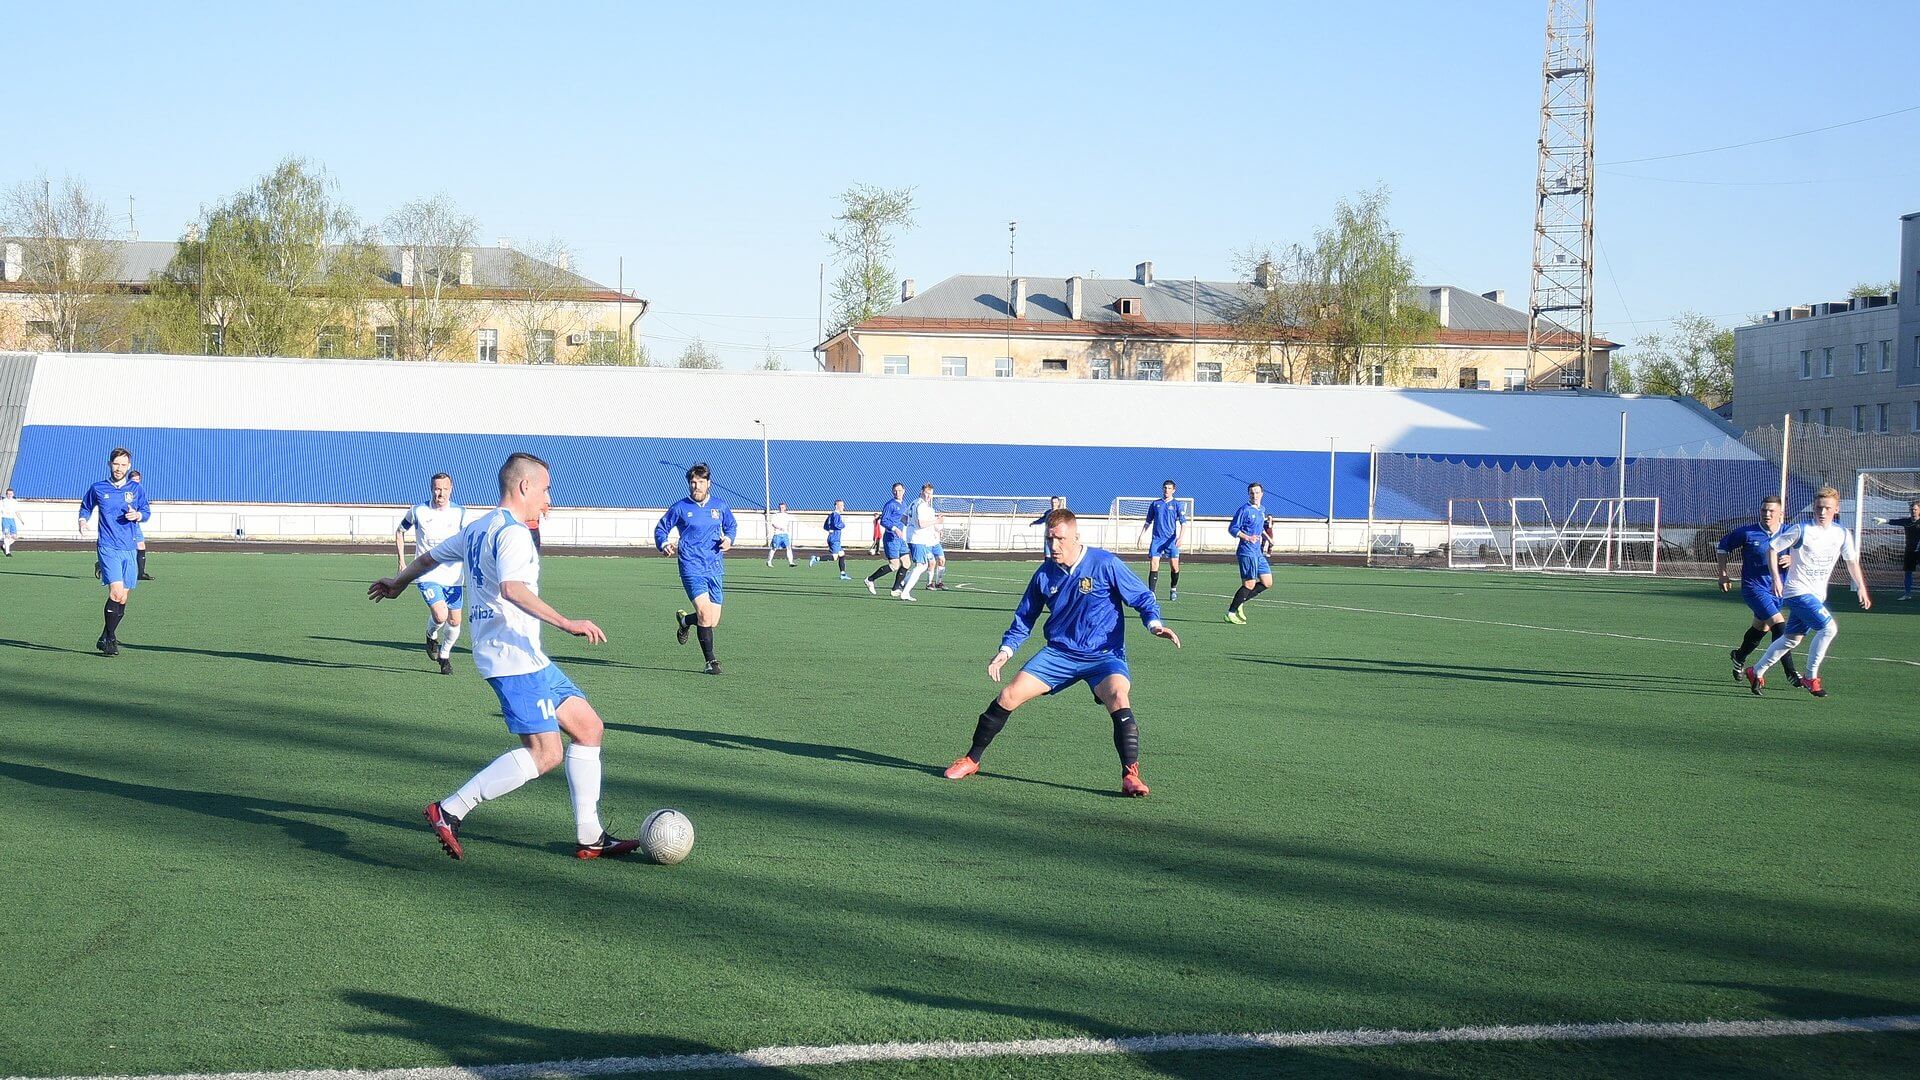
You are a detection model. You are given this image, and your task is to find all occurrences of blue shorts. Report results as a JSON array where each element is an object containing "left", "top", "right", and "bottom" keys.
[
  {"left": 1, "top": 517, "right": 16, "bottom": 536},
  {"left": 910, "top": 542, "right": 936, "bottom": 563},
  {"left": 487, "top": 663, "right": 585, "bottom": 735},
  {"left": 680, "top": 567, "right": 724, "bottom": 606},
  {"left": 1782, "top": 594, "right": 1833, "bottom": 635},
  {"left": 1740, "top": 581, "right": 1782, "bottom": 622},
  {"left": 770, "top": 534, "right": 791, "bottom": 550},
  {"left": 1020, "top": 645, "right": 1129, "bottom": 701},
  {"left": 1238, "top": 548, "right": 1272, "bottom": 580},
  {"left": 883, "top": 535, "right": 908, "bottom": 560},
  {"left": 417, "top": 582, "right": 465, "bottom": 610},
  {"left": 99, "top": 547, "right": 137, "bottom": 589},
  {"left": 827, "top": 535, "right": 843, "bottom": 554},
  {"left": 1149, "top": 536, "right": 1180, "bottom": 560},
  {"left": 930, "top": 543, "right": 945, "bottom": 559}
]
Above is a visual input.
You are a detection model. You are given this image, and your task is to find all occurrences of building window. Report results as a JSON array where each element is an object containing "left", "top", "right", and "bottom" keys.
[
  {"left": 375, "top": 325, "right": 396, "bottom": 359},
  {"left": 1855, "top": 343, "right": 1868, "bottom": 373},
  {"left": 1800, "top": 409, "right": 1812, "bottom": 427},
  {"left": 1412, "top": 366, "right": 1438, "bottom": 380},
  {"left": 883, "top": 354, "right": 909, "bottom": 375},
  {"left": 1913, "top": 402, "right": 1920, "bottom": 432},
  {"left": 1195, "top": 362, "right": 1222, "bottom": 382},
  {"left": 1504, "top": 367, "right": 1526, "bottom": 389},
  {"left": 204, "top": 324, "right": 224, "bottom": 355},
  {"left": 476, "top": 328, "right": 499, "bottom": 364},
  {"left": 1822, "top": 346, "right": 1833, "bottom": 377},
  {"left": 1136, "top": 358, "right": 1164, "bottom": 381},
  {"left": 1820, "top": 406, "right": 1832, "bottom": 433},
  {"left": 530, "top": 329, "right": 556, "bottom": 364},
  {"left": 1041, "top": 358, "right": 1068, "bottom": 373},
  {"left": 1458, "top": 367, "right": 1480, "bottom": 389},
  {"left": 25, "top": 320, "right": 54, "bottom": 344},
  {"left": 1881, "top": 340, "right": 1893, "bottom": 371},
  {"left": 994, "top": 356, "right": 1012, "bottom": 378},
  {"left": 1877, "top": 402, "right": 1890, "bottom": 433},
  {"left": 317, "top": 326, "right": 343, "bottom": 358},
  {"left": 940, "top": 355, "right": 968, "bottom": 377},
  {"left": 1089, "top": 357, "right": 1113, "bottom": 380},
  {"left": 1853, "top": 405, "right": 1867, "bottom": 433},
  {"left": 1366, "top": 364, "right": 1385, "bottom": 386},
  {"left": 1799, "top": 350, "right": 1811, "bottom": 378},
  {"left": 1258, "top": 363, "right": 1288, "bottom": 384},
  {"left": 586, "top": 330, "right": 620, "bottom": 362}
]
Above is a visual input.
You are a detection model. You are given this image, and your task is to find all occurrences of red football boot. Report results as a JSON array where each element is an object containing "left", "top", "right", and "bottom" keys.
[
  {"left": 1743, "top": 666, "right": 1764, "bottom": 696},
  {"left": 423, "top": 802, "right": 464, "bottom": 860},
  {"left": 1804, "top": 676, "right": 1826, "bottom": 698},
  {"left": 943, "top": 756, "right": 980, "bottom": 780},
  {"left": 1121, "top": 763, "right": 1150, "bottom": 798}
]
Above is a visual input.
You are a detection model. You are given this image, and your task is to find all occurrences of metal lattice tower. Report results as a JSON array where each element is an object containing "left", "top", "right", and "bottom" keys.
[{"left": 1527, "top": 0, "right": 1595, "bottom": 389}]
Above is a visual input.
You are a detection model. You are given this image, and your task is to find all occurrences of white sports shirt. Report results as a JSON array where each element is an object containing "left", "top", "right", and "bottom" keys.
[
  {"left": 910, "top": 498, "right": 941, "bottom": 546},
  {"left": 768, "top": 510, "right": 793, "bottom": 537},
  {"left": 402, "top": 502, "right": 466, "bottom": 586},
  {"left": 1769, "top": 520, "right": 1858, "bottom": 602},
  {"left": 430, "top": 508, "right": 547, "bottom": 678},
  {"left": 1, "top": 495, "right": 18, "bottom": 520}
]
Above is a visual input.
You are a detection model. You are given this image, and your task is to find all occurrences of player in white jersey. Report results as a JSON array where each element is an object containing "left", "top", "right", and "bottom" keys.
[
  {"left": 765, "top": 502, "right": 796, "bottom": 567},
  {"left": 370, "top": 452, "right": 640, "bottom": 861},
  {"left": 1, "top": 487, "right": 19, "bottom": 556},
  {"left": 899, "top": 483, "right": 944, "bottom": 600},
  {"left": 396, "top": 472, "right": 467, "bottom": 675},
  {"left": 1745, "top": 486, "right": 1871, "bottom": 698}
]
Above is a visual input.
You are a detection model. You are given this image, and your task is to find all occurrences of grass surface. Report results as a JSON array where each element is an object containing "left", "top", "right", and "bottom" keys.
[{"left": 1, "top": 550, "right": 1915, "bottom": 1078}]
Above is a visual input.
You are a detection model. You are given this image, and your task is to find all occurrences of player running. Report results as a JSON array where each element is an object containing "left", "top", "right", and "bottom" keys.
[
  {"left": 900, "top": 483, "right": 943, "bottom": 600},
  {"left": 1140, "top": 479, "right": 1188, "bottom": 600},
  {"left": 1716, "top": 494, "right": 1801, "bottom": 687},
  {"left": 864, "top": 482, "right": 911, "bottom": 596},
  {"left": 943, "top": 508, "right": 1180, "bottom": 797},
  {"left": 396, "top": 472, "right": 467, "bottom": 675},
  {"left": 1745, "top": 486, "right": 1871, "bottom": 698},
  {"left": 1872, "top": 500, "right": 1920, "bottom": 600},
  {"left": 657, "top": 462, "right": 737, "bottom": 675},
  {"left": 1224, "top": 482, "right": 1272, "bottom": 624},
  {"left": 78, "top": 448, "right": 149, "bottom": 656},
  {"left": 810, "top": 499, "right": 852, "bottom": 580},
  {"left": 766, "top": 502, "right": 797, "bottom": 567},
  {"left": 2, "top": 487, "right": 19, "bottom": 557},
  {"left": 371, "top": 453, "right": 638, "bottom": 861}
]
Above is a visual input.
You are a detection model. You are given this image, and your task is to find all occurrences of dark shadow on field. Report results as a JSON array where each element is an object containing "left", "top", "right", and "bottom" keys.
[
  {"left": 0, "top": 637, "right": 93, "bottom": 654},
  {"left": 341, "top": 991, "right": 808, "bottom": 1076},
  {"left": 1690, "top": 981, "right": 1920, "bottom": 1020},
  {"left": 1233, "top": 655, "right": 1731, "bottom": 698},
  {"left": 121, "top": 640, "right": 419, "bottom": 674},
  {"left": 306, "top": 635, "right": 698, "bottom": 675},
  {"left": 1287, "top": 578, "right": 1694, "bottom": 599},
  {"left": 0, "top": 568, "right": 88, "bottom": 580}
]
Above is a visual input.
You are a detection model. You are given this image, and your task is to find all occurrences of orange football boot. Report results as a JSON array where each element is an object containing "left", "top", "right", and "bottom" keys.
[
  {"left": 1121, "top": 763, "right": 1150, "bottom": 797},
  {"left": 943, "top": 756, "right": 980, "bottom": 780}
]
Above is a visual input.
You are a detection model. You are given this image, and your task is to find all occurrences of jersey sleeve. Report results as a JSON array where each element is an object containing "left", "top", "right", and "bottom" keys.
[
  {"left": 79, "top": 486, "right": 96, "bottom": 519},
  {"left": 493, "top": 524, "right": 539, "bottom": 584},
  {"left": 653, "top": 507, "right": 677, "bottom": 551},
  {"left": 1109, "top": 558, "right": 1163, "bottom": 628},
  {"left": 1229, "top": 507, "right": 1249, "bottom": 537},
  {"left": 1000, "top": 571, "right": 1048, "bottom": 653},
  {"left": 1767, "top": 524, "right": 1803, "bottom": 554},
  {"left": 399, "top": 508, "right": 416, "bottom": 530},
  {"left": 722, "top": 505, "right": 738, "bottom": 541},
  {"left": 1840, "top": 527, "right": 1859, "bottom": 564},
  {"left": 132, "top": 484, "right": 151, "bottom": 518},
  {"left": 1715, "top": 527, "right": 1741, "bottom": 554}
]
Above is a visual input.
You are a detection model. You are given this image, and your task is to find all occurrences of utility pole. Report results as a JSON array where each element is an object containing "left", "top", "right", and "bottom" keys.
[
  {"left": 1526, "top": 0, "right": 1596, "bottom": 390},
  {"left": 1006, "top": 221, "right": 1016, "bottom": 370}
]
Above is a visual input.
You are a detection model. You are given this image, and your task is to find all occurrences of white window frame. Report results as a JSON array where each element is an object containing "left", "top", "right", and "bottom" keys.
[
  {"left": 1877, "top": 402, "right": 1890, "bottom": 433},
  {"left": 375, "top": 325, "right": 396, "bottom": 359},
  {"left": 1412, "top": 365, "right": 1438, "bottom": 380},
  {"left": 1853, "top": 404, "right": 1866, "bottom": 433},
  {"left": 993, "top": 356, "right": 1012, "bottom": 378},
  {"left": 1881, "top": 339, "right": 1893, "bottom": 371},
  {"left": 1822, "top": 346, "right": 1833, "bottom": 378},
  {"left": 1088, "top": 357, "right": 1113, "bottom": 380},
  {"left": 204, "top": 324, "right": 224, "bottom": 356},
  {"left": 1855, "top": 342, "right": 1868, "bottom": 374},
  {"left": 1260, "top": 363, "right": 1289, "bottom": 384},
  {"left": 1135, "top": 358, "right": 1164, "bottom": 381},
  {"left": 530, "top": 329, "right": 556, "bottom": 364},
  {"left": 476, "top": 328, "right": 499, "bottom": 364},
  {"left": 882, "top": 354, "right": 909, "bottom": 376},
  {"left": 1800, "top": 350, "right": 1811, "bottom": 379},
  {"left": 1195, "top": 361, "right": 1222, "bottom": 383},
  {"left": 940, "top": 355, "right": 968, "bottom": 377},
  {"left": 1503, "top": 367, "right": 1526, "bottom": 389}
]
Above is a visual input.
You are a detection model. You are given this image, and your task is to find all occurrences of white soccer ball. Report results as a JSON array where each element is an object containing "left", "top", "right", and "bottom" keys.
[{"left": 641, "top": 808, "right": 695, "bottom": 865}]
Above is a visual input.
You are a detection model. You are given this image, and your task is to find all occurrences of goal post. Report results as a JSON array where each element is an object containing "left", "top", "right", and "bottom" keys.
[
  {"left": 1561, "top": 497, "right": 1660, "bottom": 574},
  {"left": 1854, "top": 468, "right": 1920, "bottom": 588},
  {"left": 928, "top": 494, "right": 1056, "bottom": 552},
  {"left": 1107, "top": 496, "right": 1199, "bottom": 552},
  {"left": 1449, "top": 496, "right": 1659, "bottom": 574}
]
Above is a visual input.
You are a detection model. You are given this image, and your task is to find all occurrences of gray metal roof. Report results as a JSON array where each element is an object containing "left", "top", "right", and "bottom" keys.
[
  {"left": 880, "top": 274, "right": 1531, "bottom": 334},
  {"left": 2, "top": 238, "right": 618, "bottom": 292}
]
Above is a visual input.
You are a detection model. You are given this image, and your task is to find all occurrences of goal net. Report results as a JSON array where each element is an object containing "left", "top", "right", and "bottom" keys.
[
  {"left": 1107, "top": 496, "right": 1199, "bottom": 553},
  {"left": 1854, "top": 468, "right": 1920, "bottom": 589},
  {"left": 929, "top": 494, "right": 1057, "bottom": 551},
  {"left": 1449, "top": 496, "right": 1660, "bottom": 574}
]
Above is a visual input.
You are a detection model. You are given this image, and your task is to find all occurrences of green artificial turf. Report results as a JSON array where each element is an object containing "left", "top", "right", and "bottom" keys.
[{"left": 1, "top": 550, "right": 1915, "bottom": 1078}]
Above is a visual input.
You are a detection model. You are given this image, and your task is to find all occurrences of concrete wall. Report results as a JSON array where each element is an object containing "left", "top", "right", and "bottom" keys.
[{"left": 1732, "top": 306, "right": 1907, "bottom": 432}]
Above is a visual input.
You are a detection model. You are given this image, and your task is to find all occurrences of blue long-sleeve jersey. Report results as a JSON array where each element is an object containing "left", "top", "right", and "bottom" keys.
[
  {"left": 1142, "top": 498, "right": 1188, "bottom": 540},
  {"left": 879, "top": 498, "right": 907, "bottom": 538},
  {"left": 80, "top": 479, "right": 150, "bottom": 551},
  {"left": 1716, "top": 523, "right": 1786, "bottom": 588},
  {"left": 1001, "top": 546, "right": 1162, "bottom": 660},
  {"left": 1229, "top": 503, "right": 1268, "bottom": 553},
  {"left": 655, "top": 496, "right": 737, "bottom": 572},
  {"left": 824, "top": 510, "right": 845, "bottom": 542}
]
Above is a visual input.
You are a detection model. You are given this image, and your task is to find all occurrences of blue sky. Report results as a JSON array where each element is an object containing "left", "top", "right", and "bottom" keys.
[{"left": 9, "top": 1, "right": 1918, "bottom": 366}]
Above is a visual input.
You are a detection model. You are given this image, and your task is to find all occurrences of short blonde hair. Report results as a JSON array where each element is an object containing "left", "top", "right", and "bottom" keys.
[{"left": 1814, "top": 485, "right": 1840, "bottom": 502}]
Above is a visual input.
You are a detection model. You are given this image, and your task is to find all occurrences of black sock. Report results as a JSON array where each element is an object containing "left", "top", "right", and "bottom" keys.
[
  {"left": 696, "top": 625, "right": 716, "bottom": 663},
  {"left": 1169, "top": 568, "right": 1179, "bottom": 588},
  {"left": 1733, "top": 625, "right": 1767, "bottom": 662},
  {"left": 967, "top": 700, "right": 1011, "bottom": 762},
  {"left": 867, "top": 565, "right": 890, "bottom": 583},
  {"left": 679, "top": 611, "right": 697, "bottom": 629},
  {"left": 103, "top": 599, "right": 126, "bottom": 639},
  {"left": 892, "top": 567, "right": 908, "bottom": 590},
  {"left": 1251, "top": 582, "right": 1269, "bottom": 598},
  {"left": 137, "top": 549, "right": 148, "bottom": 575},
  {"left": 1110, "top": 707, "right": 1139, "bottom": 769},
  {"left": 836, "top": 555, "right": 846, "bottom": 572},
  {"left": 1772, "top": 625, "right": 1800, "bottom": 680},
  {"left": 1228, "top": 586, "right": 1253, "bottom": 612},
  {"left": 1148, "top": 570, "right": 1160, "bottom": 593}
]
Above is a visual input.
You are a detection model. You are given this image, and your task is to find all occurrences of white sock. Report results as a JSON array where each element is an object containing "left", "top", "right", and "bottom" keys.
[
  {"left": 1752, "top": 632, "right": 1802, "bottom": 676},
  {"left": 933, "top": 565, "right": 944, "bottom": 584},
  {"left": 564, "top": 744, "right": 604, "bottom": 845},
  {"left": 427, "top": 615, "right": 445, "bottom": 642},
  {"left": 439, "top": 620, "right": 461, "bottom": 658},
  {"left": 903, "top": 563, "right": 928, "bottom": 594},
  {"left": 443, "top": 747, "right": 539, "bottom": 820},
  {"left": 1807, "top": 621, "right": 1839, "bottom": 678}
]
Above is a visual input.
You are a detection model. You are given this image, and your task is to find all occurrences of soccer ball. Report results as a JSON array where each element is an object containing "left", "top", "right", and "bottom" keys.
[{"left": 641, "top": 808, "right": 695, "bottom": 865}]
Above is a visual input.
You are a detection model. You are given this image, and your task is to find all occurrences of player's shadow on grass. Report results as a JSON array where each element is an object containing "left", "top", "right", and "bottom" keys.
[
  {"left": 1690, "top": 981, "right": 1920, "bottom": 1018},
  {"left": 0, "top": 636, "right": 94, "bottom": 654},
  {"left": 340, "top": 991, "right": 810, "bottom": 1076},
  {"left": 305, "top": 635, "right": 698, "bottom": 676},
  {"left": 122, "top": 641, "right": 417, "bottom": 675},
  {"left": 1233, "top": 656, "right": 1730, "bottom": 698},
  {"left": 0, "top": 568, "right": 88, "bottom": 580}
]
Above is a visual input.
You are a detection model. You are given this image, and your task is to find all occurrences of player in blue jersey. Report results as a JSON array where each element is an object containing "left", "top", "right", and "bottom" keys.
[
  {"left": 1224, "top": 482, "right": 1272, "bottom": 624},
  {"left": 810, "top": 498, "right": 852, "bottom": 580},
  {"left": 1030, "top": 495, "right": 1065, "bottom": 558},
  {"left": 864, "top": 482, "right": 912, "bottom": 596},
  {"left": 943, "top": 507, "right": 1181, "bottom": 798},
  {"left": 1715, "top": 494, "right": 1802, "bottom": 686},
  {"left": 371, "top": 452, "right": 639, "bottom": 861},
  {"left": 656, "top": 462, "right": 737, "bottom": 675},
  {"left": 1140, "top": 479, "right": 1188, "bottom": 600},
  {"left": 77, "top": 448, "right": 150, "bottom": 656}
]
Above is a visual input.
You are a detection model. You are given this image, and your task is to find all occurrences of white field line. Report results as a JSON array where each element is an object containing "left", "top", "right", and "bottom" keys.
[
  {"left": 12, "top": 1015, "right": 1918, "bottom": 1080},
  {"left": 949, "top": 569, "right": 1920, "bottom": 668}
]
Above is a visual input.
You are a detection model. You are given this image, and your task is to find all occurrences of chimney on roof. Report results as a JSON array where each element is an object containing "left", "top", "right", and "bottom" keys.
[
  {"left": 901, "top": 278, "right": 915, "bottom": 302},
  {"left": 1067, "top": 276, "right": 1084, "bottom": 320},
  {"left": 496, "top": 237, "right": 512, "bottom": 249},
  {"left": 1253, "top": 259, "right": 1275, "bottom": 290},
  {"left": 400, "top": 247, "right": 415, "bottom": 287},
  {"left": 458, "top": 251, "right": 474, "bottom": 287},
  {"left": 557, "top": 252, "right": 571, "bottom": 273},
  {"left": 1428, "top": 287, "right": 1450, "bottom": 327},
  {"left": 1482, "top": 289, "right": 1506, "bottom": 306},
  {"left": 2, "top": 242, "right": 19, "bottom": 283},
  {"left": 1012, "top": 277, "right": 1027, "bottom": 319},
  {"left": 184, "top": 223, "right": 201, "bottom": 244},
  {"left": 1136, "top": 261, "right": 1153, "bottom": 286}
]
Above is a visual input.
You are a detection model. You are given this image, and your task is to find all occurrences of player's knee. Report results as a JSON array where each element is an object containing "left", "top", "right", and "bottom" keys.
[{"left": 448, "top": 610, "right": 463, "bottom": 626}]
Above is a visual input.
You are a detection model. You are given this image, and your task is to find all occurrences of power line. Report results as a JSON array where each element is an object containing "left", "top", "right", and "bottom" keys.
[
  {"left": 1602, "top": 167, "right": 1920, "bottom": 187},
  {"left": 1598, "top": 103, "right": 1920, "bottom": 166}
]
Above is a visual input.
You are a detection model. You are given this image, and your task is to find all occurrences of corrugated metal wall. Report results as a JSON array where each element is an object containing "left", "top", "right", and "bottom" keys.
[{"left": 0, "top": 352, "right": 39, "bottom": 490}]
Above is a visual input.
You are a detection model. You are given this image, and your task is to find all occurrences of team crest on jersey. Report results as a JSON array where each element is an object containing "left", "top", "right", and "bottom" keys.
[
  {"left": 122, "top": 491, "right": 133, "bottom": 503},
  {"left": 1078, "top": 577, "right": 1093, "bottom": 594},
  {"left": 710, "top": 509, "right": 720, "bottom": 520}
]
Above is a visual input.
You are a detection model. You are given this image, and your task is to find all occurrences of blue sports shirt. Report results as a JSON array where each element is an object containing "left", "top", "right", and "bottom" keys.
[
  {"left": 1001, "top": 546, "right": 1163, "bottom": 660},
  {"left": 655, "top": 496, "right": 737, "bottom": 573},
  {"left": 1229, "top": 503, "right": 1268, "bottom": 553},
  {"left": 1716, "top": 523, "right": 1785, "bottom": 588},
  {"left": 1143, "top": 498, "right": 1188, "bottom": 541},
  {"left": 824, "top": 510, "right": 845, "bottom": 541},
  {"left": 879, "top": 497, "right": 907, "bottom": 537},
  {"left": 80, "top": 479, "right": 150, "bottom": 551}
]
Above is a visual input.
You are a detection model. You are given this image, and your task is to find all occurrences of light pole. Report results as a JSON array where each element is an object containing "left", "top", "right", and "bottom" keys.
[{"left": 755, "top": 420, "right": 771, "bottom": 524}]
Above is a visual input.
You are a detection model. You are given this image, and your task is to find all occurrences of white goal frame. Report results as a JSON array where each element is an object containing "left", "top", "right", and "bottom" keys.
[
  {"left": 1854, "top": 467, "right": 1920, "bottom": 578},
  {"left": 1560, "top": 497, "right": 1661, "bottom": 574},
  {"left": 1107, "top": 496, "right": 1199, "bottom": 553},
  {"left": 929, "top": 493, "right": 1057, "bottom": 551},
  {"left": 1447, "top": 496, "right": 1660, "bottom": 574}
]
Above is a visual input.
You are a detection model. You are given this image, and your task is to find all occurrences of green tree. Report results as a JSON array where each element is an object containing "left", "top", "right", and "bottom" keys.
[
  {"left": 1614, "top": 312, "right": 1733, "bottom": 406},
  {"left": 1848, "top": 280, "right": 1898, "bottom": 299},
  {"left": 825, "top": 184, "right": 914, "bottom": 332},
  {"left": 677, "top": 336, "right": 722, "bottom": 369}
]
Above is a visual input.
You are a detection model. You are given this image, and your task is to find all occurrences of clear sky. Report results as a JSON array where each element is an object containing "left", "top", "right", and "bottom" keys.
[{"left": 8, "top": 1, "right": 1918, "bottom": 367}]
